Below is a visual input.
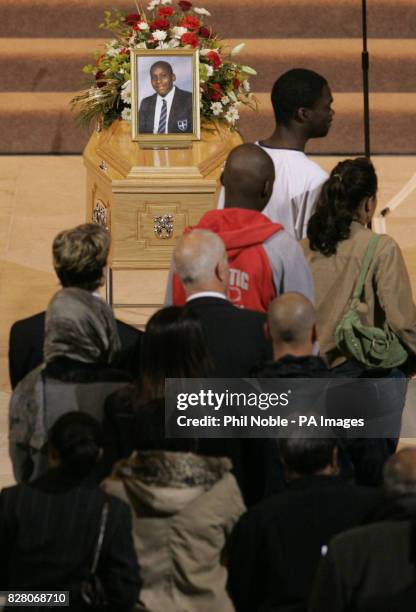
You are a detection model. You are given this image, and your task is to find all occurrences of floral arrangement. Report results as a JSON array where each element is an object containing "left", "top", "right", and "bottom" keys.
[{"left": 71, "top": 0, "right": 257, "bottom": 130}]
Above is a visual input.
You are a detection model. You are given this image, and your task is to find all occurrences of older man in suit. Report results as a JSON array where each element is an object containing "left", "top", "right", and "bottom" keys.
[{"left": 139, "top": 60, "right": 193, "bottom": 134}]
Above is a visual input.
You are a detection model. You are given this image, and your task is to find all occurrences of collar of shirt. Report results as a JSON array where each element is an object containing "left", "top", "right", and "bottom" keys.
[
  {"left": 153, "top": 86, "right": 176, "bottom": 134},
  {"left": 186, "top": 291, "right": 228, "bottom": 302}
]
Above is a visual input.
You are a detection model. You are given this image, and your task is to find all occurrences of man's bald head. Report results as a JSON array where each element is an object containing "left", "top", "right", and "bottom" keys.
[
  {"left": 268, "top": 293, "right": 316, "bottom": 356},
  {"left": 384, "top": 448, "right": 416, "bottom": 496},
  {"left": 173, "top": 229, "right": 228, "bottom": 295},
  {"left": 222, "top": 143, "right": 275, "bottom": 211}
]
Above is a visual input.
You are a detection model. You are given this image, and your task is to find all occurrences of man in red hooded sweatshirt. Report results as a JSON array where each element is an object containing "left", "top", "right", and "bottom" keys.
[{"left": 169, "top": 143, "right": 313, "bottom": 313}]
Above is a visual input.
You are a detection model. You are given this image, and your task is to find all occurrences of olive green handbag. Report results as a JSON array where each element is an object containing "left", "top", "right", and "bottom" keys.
[{"left": 335, "top": 234, "right": 408, "bottom": 369}]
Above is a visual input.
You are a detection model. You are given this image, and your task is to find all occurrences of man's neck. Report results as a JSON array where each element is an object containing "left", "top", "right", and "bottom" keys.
[
  {"left": 261, "top": 125, "right": 308, "bottom": 152},
  {"left": 273, "top": 343, "right": 314, "bottom": 361}
]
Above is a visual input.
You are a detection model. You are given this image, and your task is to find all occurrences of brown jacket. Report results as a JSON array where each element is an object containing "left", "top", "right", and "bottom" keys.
[
  {"left": 103, "top": 451, "right": 245, "bottom": 612},
  {"left": 302, "top": 222, "right": 416, "bottom": 367}
]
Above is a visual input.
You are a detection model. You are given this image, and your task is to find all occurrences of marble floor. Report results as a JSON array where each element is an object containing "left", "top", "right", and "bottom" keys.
[{"left": 0, "top": 154, "right": 415, "bottom": 488}]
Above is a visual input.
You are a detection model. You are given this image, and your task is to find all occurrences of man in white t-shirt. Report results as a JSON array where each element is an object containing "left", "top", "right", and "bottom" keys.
[{"left": 219, "top": 69, "right": 334, "bottom": 240}]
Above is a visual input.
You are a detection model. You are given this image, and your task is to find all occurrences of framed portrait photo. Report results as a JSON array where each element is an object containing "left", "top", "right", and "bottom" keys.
[{"left": 131, "top": 48, "right": 200, "bottom": 146}]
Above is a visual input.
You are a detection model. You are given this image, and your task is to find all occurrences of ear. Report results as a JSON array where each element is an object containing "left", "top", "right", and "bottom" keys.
[
  {"left": 215, "top": 258, "right": 228, "bottom": 284},
  {"left": 172, "top": 73, "right": 176, "bottom": 82},
  {"left": 296, "top": 106, "right": 310, "bottom": 124}
]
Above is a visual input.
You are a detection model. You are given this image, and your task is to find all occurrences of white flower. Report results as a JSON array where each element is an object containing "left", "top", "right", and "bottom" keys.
[
  {"left": 119, "top": 68, "right": 125, "bottom": 75},
  {"left": 199, "top": 48, "right": 211, "bottom": 56},
  {"left": 138, "top": 21, "right": 150, "bottom": 30},
  {"left": 210, "top": 102, "right": 223, "bottom": 116},
  {"left": 242, "top": 79, "right": 251, "bottom": 92},
  {"left": 221, "top": 95, "right": 229, "bottom": 105},
  {"left": 121, "top": 107, "right": 132, "bottom": 122},
  {"left": 152, "top": 29, "right": 167, "bottom": 41},
  {"left": 168, "top": 38, "right": 180, "bottom": 48},
  {"left": 172, "top": 26, "right": 188, "bottom": 39},
  {"left": 161, "top": 0, "right": 172, "bottom": 4},
  {"left": 157, "top": 41, "right": 170, "bottom": 49},
  {"left": 225, "top": 105, "right": 240, "bottom": 124},
  {"left": 106, "top": 46, "right": 121, "bottom": 57},
  {"left": 147, "top": 0, "right": 161, "bottom": 9},
  {"left": 205, "top": 64, "right": 214, "bottom": 78},
  {"left": 136, "top": 42, "right": 148, "bottom": 49},
  {"left": 120, "top": 80, "right": 132, "bottom": 103},
  {"left": 194, "top": 7, "right": 211, "bottom": 16}
]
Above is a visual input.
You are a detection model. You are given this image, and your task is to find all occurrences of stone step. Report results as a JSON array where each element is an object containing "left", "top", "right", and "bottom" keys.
[
  {"left": 2, "top": 38, "right": 416, "bottom": 93},
  {"left": 3, "top": 0, "right": 415, "bottom": 39},
  {"left": 2, "top": 91, "right": 416, "bottom": 154}
]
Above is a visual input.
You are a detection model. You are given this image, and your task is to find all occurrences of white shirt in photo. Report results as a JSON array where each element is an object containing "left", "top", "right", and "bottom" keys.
[{"left": 153, "top": 86, "right": 176, "bottom": 134}]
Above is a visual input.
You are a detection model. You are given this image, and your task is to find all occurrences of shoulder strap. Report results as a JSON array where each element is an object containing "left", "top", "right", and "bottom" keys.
[
  {"left": 91, "top": 501, "right": 109, "bottom": 574},
  {"left": 352, "top": 234, "right": 381, "bottom": 299}
]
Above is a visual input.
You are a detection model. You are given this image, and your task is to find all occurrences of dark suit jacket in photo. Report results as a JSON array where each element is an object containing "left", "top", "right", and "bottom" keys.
[
  {"left": 184, "top": 296, "right": 271, "bottom": 377},
  {"left": 138, "top": 86, "right": 193, "bottom": 134},
  {"left": 9, "top": 311, "right": 143, "bottom": 388}
]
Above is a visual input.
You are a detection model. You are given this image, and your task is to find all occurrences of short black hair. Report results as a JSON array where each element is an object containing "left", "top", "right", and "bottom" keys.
[
  {"left": 150, "top": 61, "right": 174, "bottom": 76},
  {"left": 271, "top": 68, "right": 328, "bottom": 126},
  {"left": 279, "top": 437, "right": 337, "bottom": 475},
  {"left": 49, "top": 412, "right": 103, "bottom": 478}
]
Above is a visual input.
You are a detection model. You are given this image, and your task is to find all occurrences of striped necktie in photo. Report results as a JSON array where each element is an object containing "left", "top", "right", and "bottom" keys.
[{"left": 158, "top": 99, "right": 167, "bottom": 134}]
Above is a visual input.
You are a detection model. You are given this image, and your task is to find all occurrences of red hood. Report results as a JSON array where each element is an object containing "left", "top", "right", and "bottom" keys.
[{"left": 189, "top": 208, "right": 283, "bottom": 256}]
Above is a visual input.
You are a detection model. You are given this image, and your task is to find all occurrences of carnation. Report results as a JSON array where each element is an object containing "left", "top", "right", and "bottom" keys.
[
  {"left": 121, "top": 107, "right": 132, "bottom": 121},
  {"left": 221, "top": 95, "right": 229, "bottom": 105},
  {"left": 198, "top": 26, "right": 211, "bottom": 38},
  {"left": 179, "top": 15, "right": 200, "bottom": 30},
  {"left": 210, "top": 102, "right": 223, "bottom": 116},
  {"left": 150, "top": 17, "right": 170, "bottom": 30},
  {"left": 125, "top": 13, "right": 141, "bottom": 25},
  {"left": 178, "top": 1, "right": 192, "bottom": 10},
  {"left": 172, "top": 26, "right": 188, "bottom": 38},
  {"left": 194, "top": 7, "right": 210, "bottom": 16},
  {"left": 181, "top": 32, "right": 200, "bottom": 48},
  {"left": 120, "top": 79, "right": 132, "bottom": 103},
  {"left": 225, "top": 105, "right": 240, "bottom": 124},
  {"left": 209, "top": 83, "right": 223, "bottom": 101},
  {"left": 207, "top": 50, "right": 221, "bottom": 69},
  {"left": 137, "top": 21, "right": 150, "bottom": 30},
  {"left": 158, "top": 5, "right": 174, "bottom": 16},
  {"left": 152, "top": 29, "right": 168, "bottom": 40}
]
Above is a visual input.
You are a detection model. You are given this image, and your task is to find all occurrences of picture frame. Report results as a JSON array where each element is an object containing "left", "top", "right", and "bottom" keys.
[{"left": 131, "top": 48, "right": 200, "bottom": 147}]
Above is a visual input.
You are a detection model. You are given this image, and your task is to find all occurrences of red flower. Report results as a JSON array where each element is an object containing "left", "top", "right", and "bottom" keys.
[
  {"left": 158, "top": 6, "right": 174, "bottom": 17},
  {"left": 179, "top": 15, "right": 200, "bottom": 30},
  {"left": 178, "top": 1, "right": 192, "bottom": 11},
  {"left": 198, "top": 26, "right": 211, "bottom": 38},
  {"left": 95, "top": 71, "right": 106, "bottom": 88},
  {"left": 209, "top": 83, "right": 223, "bottom": 101},
  {"left": 233, "top": 78, "right": 241, "bottom": 89},
  {"left": 125, "top": 13, "right": 140, "bottom": 25},
  {"left": 181, "top": 32, "right": 200, "bottom": 48},
  {"left": 150, "top": 17, "right": 170, "bottom": 30},
  {"left": 207, "top": 50, "right": 222, "bottom": 69}
]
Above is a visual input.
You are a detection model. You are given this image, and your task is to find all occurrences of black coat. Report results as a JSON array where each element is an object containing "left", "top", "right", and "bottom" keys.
[
  {"left": 0, "top": 469, "right": 141, "bottom": 611},
  {"left": 309, "top": 496, "right": 416, "bottom": 612},
  {"left": 228, "top": 476, "right": 382, "bottom": 612},
  {"left": 9, "top": 311, "right": 143, "bottom": 388},
  {"left": 185, "top": 297, "right": 272, "bottom": 377},
  {"left": 138, "top": 87, "right": 193, "bottom": 134}
]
